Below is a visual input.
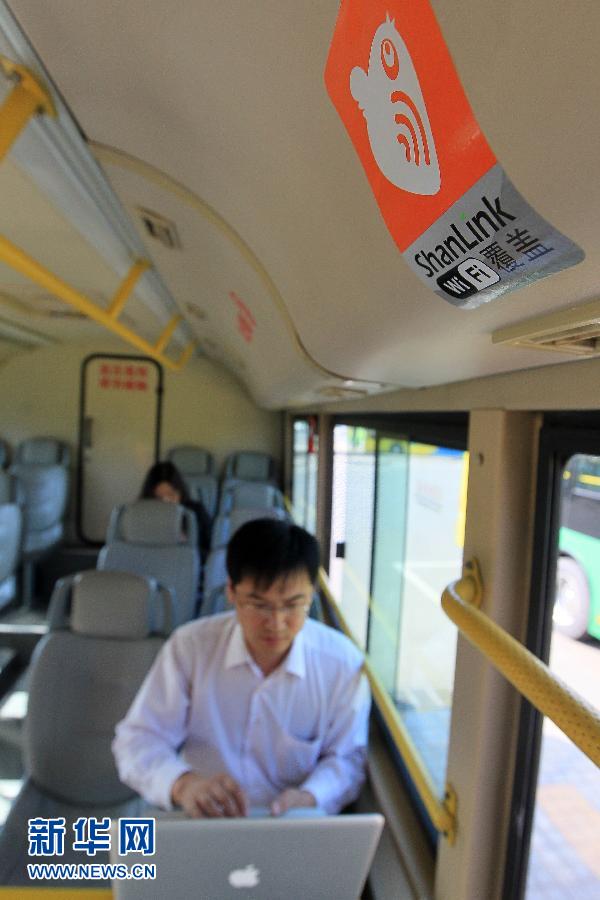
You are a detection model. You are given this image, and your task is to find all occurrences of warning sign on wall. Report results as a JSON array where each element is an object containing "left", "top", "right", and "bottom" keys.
[{"left": 325, "top": 0, "right": 584, "bottom": 309}]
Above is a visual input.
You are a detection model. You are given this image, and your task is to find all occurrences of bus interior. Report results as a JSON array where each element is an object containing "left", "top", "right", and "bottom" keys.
[{"left": 0, "top": 1, "right": 598, "bottom": 897}]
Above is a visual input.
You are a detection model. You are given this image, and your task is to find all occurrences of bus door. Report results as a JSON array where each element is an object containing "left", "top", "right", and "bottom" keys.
[
  {"left": 506, "top": 441, "right": 600, "bottom": 900},
  {"left": 77, "top": 354, "right": 163, "bottom": 543}
]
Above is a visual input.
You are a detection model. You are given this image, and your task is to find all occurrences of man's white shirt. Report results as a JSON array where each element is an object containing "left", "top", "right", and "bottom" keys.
[{"left": 113, "top": 612, "right": 370, "bottom": 814}]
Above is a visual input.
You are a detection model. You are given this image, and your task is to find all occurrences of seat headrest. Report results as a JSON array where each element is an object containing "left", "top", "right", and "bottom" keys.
[
  {"left": 229, "top": 452, "right": 274, "bottom": 481},
  {"left": 110, "top": 499, "right": 192, "bottom": 545},
  {"left": 16, "top": 437, "right": 69, "bottom": 466},
  {"left": 48, "top": 570, "right": 171, "bottom": 638},
  {"left": 168, "top": 446, "right": 213, "bottom": 475}
]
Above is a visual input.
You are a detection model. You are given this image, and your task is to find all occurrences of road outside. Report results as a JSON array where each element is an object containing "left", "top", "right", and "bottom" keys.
[{"left": 526, "top": 631, "right": 600, "bottom": 900}]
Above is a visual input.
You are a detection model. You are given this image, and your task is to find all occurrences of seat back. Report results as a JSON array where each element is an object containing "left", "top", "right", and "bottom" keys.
[
  {"left": 220, "top": 480, "right": 285, "bottom": 514},
  {"left": 203, "top": 546, "right": 227, "bottom": 598},
  {"left": 10, "top": 464, "right": 68, "bottom": 555},
  {"left": 98, "top": 499, "right": 200, "bottom": 625},
  {"left": 168, "top": 445, "right": 218, "bottom": 517},
  {"left": 0, "top": 503, "right": 22, "bottom": 608},
  {"left": 24, "top": 570, "right": 171, "bottom": 806},
  {"left": 210, "top": 506, "right": 288, "bottom": 551}
]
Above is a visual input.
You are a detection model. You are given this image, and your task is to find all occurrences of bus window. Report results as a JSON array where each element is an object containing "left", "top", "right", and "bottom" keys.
[{"left": 526, "top": 453, "right": 600, "bottom": 899}]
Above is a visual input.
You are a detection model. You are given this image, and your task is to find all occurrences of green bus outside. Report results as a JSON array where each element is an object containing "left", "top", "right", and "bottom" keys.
[{"left": 555, "top": 455, "right": 600, "bottom": 640}]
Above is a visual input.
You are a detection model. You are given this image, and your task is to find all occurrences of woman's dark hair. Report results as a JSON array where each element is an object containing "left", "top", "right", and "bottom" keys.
[
  {"left": 140, "top": 461, "right": 191, "bottom": 503},
  {"left": 226, "top": 518, "right": 320, "bottom": 588}
]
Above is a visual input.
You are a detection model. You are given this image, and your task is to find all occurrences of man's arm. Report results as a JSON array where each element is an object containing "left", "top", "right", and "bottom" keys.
[
  {"left": 290, "top": 666, "right": 371, "bottom": 815},
  {"left": 112, "top": 633, "right": 195, "bottom": 809}
]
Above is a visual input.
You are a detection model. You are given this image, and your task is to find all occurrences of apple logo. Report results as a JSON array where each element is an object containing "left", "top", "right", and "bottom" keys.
[{"left": 228, "top": 864, "right": 260, "bottom": 889}]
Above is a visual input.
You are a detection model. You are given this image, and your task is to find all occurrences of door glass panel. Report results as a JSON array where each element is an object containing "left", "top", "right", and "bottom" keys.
[
  {"left": 526, "top": 453, "right": 600, "bottom": 899},
  {"left": 292, "top": 418, "right": 318, "bottom": 534},
  {"left": 329, "top": 427, "right": 467, "bottom": 801},
  {"left": 329, "top": 426, "right": 376, "bottom": 647},
  {"left": 368, "top": 437, "right": 409, "bottom": 692},
  {"left": 396, "top": 444, "right": 464, "bottom": 786}
]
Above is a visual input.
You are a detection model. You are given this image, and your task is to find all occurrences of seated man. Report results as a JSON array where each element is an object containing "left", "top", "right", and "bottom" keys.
[{"left": 112, "top": 518, "right": 370, "bottom": 818}]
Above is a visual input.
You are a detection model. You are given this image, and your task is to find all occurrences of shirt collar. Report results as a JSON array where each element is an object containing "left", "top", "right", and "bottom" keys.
[
  {"left": 283, "top": 627, "right": 306, "bottom": 679},
  {"left": 224, "top": 621, "right": 252, "bottom": 670},
  {"left": 224, "top": 620, "right": 306, "bottom": 679}
]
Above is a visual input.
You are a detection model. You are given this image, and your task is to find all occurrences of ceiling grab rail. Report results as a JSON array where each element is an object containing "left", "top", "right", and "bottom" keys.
[
  {"left": 442, "top": 559, "right": 600, "bottom": 768},
  {"left": 0, "top": 57, "right": 56, "bottom": 162},
  {"left": 0, "top": 234, "right": 195, "bottom": 371},
  {"left": 318, "top": 566, "right": 458, "bottom": 844}
]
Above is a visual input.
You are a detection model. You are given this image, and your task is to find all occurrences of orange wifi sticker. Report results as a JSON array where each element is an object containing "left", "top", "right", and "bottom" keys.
[
  {"left": 325, "top": 0, "right": 584, "bottom": 308},
  {"left": 325, "top": 0, "right": 496, "bottom": 251}
]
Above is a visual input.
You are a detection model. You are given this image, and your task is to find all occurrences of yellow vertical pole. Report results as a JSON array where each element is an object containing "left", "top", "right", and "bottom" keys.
[
  {"left": 107, "top": 260, "right": 150, "bottom": 319},
  {"left": 0, "top": 58, "right": 56, "bottom": 162},
  {"left": 176, "top": 341, "right": 196, "bottom": 368},
  {"left": 154, "top": 315, "right": 182, "bottom": 354}
]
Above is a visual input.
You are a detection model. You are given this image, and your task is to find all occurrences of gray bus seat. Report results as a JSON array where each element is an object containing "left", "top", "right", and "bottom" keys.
[
  {"left": 219, "top": 481, "right": 286, "bottom": 515},
  {"left": 210, "top": 506, "right": 288, "bottom": 551},
  {"left": 0, "top": 502, "right": 22, "bottom": 610},
  {"left": 0, "top": 569, "right": 172, "bottom": 887},
  {"left": 222, "top": 451, "right": 277, "bottom": 489},
  {"left": 10, "top": 465, "right": 68, "bottom": 556},
  {"left": 9, "top": 438, "right": 70, "bottom": 606},
  {"left": 98, "top": 499, "right": 200, "bottom": 626},
  {"left": 168, "top": 445, "right": 218, "bottom": 517}
]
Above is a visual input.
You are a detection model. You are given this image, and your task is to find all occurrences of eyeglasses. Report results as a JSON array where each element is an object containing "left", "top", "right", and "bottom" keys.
[{"left": 239, "top": 599, "right": 310, "bottom": 619}]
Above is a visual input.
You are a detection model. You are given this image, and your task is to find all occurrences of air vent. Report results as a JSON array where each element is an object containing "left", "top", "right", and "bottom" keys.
[
  {"left": 492, "top": 299, "right": 600, "bottom": 357},
  {"left": 137, "top": 207, "right": 181, "bottom": 249}
]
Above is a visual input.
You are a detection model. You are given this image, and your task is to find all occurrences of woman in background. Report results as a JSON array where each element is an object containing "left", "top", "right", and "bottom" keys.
[{"left": 140, "top": 460, "right": 211, "bottom": 565}]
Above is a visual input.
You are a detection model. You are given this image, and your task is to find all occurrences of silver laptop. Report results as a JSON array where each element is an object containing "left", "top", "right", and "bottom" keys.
[{"left": 110, "top": 812, "right": 384, "bottom": 900}]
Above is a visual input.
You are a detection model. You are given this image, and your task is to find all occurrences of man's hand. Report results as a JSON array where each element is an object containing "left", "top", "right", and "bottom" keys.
[
  {"left": 270, "top": 788, "right": 316, "bottom": 817},
  {"left": 171, "top": 772, "right": 248, "bottom": 818}
]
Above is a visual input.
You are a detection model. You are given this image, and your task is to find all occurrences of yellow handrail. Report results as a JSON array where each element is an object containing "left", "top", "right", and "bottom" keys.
[
  {"left": 0, "top": 234, "right": 194, "bottom": 371},
  {"left": 442, "top": 559, "right": 600, "bottom": 768},
  {"left": 318, "top": 567, "right": 457, "bottom": 843},
  {"left": 0, "top": 57, "right": 56, "bottom": 162}
]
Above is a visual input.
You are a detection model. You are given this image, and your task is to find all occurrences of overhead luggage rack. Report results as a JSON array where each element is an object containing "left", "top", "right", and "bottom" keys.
[
  {"left": 0, "top": 236, "right": 194, "bottom": 371},
  {"left": 0, "top": 55, "right": 195, "bottom": 370}
]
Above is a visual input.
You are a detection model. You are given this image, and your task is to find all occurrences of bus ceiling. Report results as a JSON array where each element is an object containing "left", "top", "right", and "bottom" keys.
[{"left": 0, "top": 1, "right": 599, "bottom": 410}]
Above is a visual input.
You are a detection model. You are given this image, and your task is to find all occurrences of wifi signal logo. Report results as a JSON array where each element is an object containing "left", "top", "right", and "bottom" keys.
[{"left": 350, "top": 14, "right": 441, "bottom": 195}]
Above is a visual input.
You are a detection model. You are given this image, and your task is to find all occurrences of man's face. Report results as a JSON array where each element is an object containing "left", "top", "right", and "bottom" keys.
[{"left": 227, "top": 570, "right": 314, "bottom": 675}]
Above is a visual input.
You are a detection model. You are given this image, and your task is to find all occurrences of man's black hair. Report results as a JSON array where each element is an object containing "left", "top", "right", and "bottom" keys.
[{"left": 226, "top": 518, "right": 320, "bottom": 588}]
